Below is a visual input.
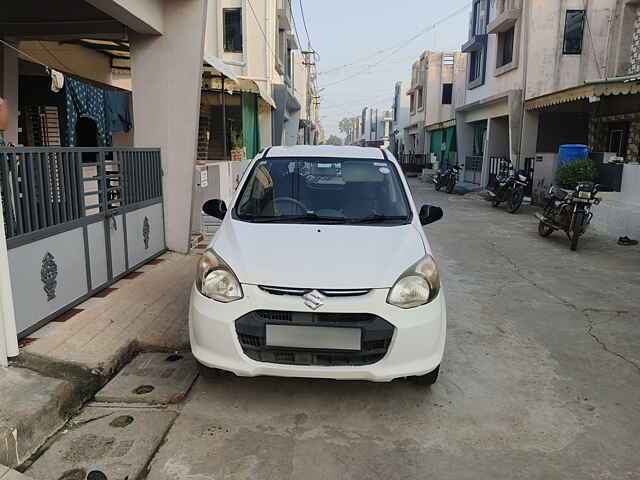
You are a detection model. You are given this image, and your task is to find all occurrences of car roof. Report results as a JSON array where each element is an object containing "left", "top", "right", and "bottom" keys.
[{"left": 264, "top": 145, "right": 386, "bottom": 159}]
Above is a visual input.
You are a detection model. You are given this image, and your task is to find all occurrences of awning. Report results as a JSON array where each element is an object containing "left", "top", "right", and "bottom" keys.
[
  {"left": 203, "top": 54, "right": 239, "bottom": 83},
  {"left": 525, "top": 76, "right": 640, "bottom": 110},
  {"left": 236, "top": 76, "right": 277, "bottom": 109}
]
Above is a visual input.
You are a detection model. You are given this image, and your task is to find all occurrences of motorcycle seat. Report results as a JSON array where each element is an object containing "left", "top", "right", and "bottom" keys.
[{"left": 548, "top": 186, "right": 568, "bottom": 201}]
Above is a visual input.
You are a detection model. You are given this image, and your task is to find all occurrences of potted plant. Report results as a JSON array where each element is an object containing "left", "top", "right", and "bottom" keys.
[
  {"left": 555, "top": 157, "right": 598, "bottom": 189},
  {"left": 229, "top": 128, "right": 245, "bottom": 161}
]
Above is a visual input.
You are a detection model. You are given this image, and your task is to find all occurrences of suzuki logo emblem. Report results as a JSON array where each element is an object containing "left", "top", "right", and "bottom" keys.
[{"left": 303, "top": 290, "right": 325, "bottom": 310}]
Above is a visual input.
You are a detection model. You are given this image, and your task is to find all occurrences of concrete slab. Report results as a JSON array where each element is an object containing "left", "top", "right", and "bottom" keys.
[
  {"left": 0, "top": 465, "right": 8, "bottom": 477},
  {"left": 0, "top": 368, "right": 78, "bottom": 468},
  {"left": 26, "top": 407, "right": 177, "bottom": 480},
  {"left": 94, "top": 353, "right": 198, "bottom": 405},
  {"left": 23, "top": 252, "right": 197, "bottom": 376}
]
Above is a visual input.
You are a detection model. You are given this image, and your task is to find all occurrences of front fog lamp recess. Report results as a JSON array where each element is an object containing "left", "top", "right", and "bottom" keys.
[{"left": 387, "top": 255, "right": 440, "bottom": 309}]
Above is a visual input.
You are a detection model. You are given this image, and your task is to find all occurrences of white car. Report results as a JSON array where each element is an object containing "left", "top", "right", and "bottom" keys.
[{"left": 190, "top": 146, "right": 446, "bottom": 385}]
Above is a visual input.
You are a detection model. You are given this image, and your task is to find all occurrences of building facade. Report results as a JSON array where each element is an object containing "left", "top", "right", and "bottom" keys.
[{"left": 457, "top": 0, "right": 640, "bottom": 237}]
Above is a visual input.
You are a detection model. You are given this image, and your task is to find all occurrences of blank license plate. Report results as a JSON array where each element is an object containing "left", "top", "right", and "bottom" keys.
[{"left": 266, "top": 325, "right": 361, "bottom": 351}]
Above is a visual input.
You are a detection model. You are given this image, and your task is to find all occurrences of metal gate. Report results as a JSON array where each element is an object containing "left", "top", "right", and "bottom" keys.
[
  {"left": 0, "top": 147, "right": 165, "bottom": 338},
  {"left": 464, "top": 155, "right": 484, "bottom": 184}
]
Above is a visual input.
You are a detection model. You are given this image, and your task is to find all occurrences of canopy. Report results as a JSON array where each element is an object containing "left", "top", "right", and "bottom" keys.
[
  {"left": 203, "top": 54, "right": 239, "bottom": 83},
  {"left": 525, "top": 76, "right": 640, "bottom": 110}
]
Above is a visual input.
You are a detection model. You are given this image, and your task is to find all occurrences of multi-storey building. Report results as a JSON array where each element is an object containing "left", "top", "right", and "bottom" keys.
[{"left": 457, "top": 0, "right": 640, "bottom": 237}]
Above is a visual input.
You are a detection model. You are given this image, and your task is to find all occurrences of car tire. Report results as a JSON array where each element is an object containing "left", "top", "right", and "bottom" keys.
[
  {"left": 197, "top": 362, "right": 225, "bottom": 380},
  {"left": 409, "top": 366, "right": 439, "bottom": 386}
]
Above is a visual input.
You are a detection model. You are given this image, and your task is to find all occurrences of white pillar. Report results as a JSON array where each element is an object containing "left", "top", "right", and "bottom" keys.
[
  {"left": 129, "top": 0, "right": 208, "bottom": 253},
  {"left": 0, "top": 185, "right": 19, "bottom": 366}
]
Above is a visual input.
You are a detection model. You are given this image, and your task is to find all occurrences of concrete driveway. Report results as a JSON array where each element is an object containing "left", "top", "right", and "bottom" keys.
[{"left": 147, "top": 179, "right": 640, "bottom": 480}]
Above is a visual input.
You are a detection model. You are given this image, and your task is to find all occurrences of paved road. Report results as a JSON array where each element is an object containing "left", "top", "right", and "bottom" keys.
[{"left": 148, "top": 179, "right": 640, "bottom": 480}]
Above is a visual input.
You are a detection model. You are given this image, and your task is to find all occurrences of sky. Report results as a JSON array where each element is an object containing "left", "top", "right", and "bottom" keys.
[{"left": 290, "top": 0, "right": 472, "bottom": 139}]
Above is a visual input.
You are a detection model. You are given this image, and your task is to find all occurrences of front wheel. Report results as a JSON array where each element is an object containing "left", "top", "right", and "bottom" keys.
[
  {"left": 434, "top": 176, "right": 442, "bottom": 191},
  {"left": 446, "top": 177, "right": 456, "bottom": 194},
  {"left": 570, "top": 211, "right": 585, "bottom": 251},
  {"left": 538, "top": 221, "right": 554, "bottom": 237},
  {"left": 409, "top": 365, "right": 440, "bottom": 386},
  {"left": 507, "top": 187, "right": 525, "bottom": 213}
]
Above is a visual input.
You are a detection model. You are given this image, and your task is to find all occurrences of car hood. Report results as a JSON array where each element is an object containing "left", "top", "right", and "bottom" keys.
[{"left": 211, "top": 219, "right": 427, "bottom": 289}]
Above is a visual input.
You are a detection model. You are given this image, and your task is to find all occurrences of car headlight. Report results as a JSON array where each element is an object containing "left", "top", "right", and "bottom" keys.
[
  {"left": 387, "top": 254, "right": 440, "bottom": 309},
  {"left": 196, "top": 249, "right": 243, "bottom": 302}
]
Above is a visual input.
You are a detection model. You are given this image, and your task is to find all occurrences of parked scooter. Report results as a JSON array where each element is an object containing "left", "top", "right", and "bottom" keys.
[
  {"left": 536, "top": 182, "right": 601, "bottom": 251},
  {"left": 486, "top": 158, "right": 530, "bottom": 213},
  {"left": 434, "top": 164, "right": 461, "bottom": 194}
]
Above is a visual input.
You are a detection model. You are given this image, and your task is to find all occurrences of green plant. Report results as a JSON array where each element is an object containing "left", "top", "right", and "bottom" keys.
[
  {"left": 229, "top": 128, "right": 244, "bottom": 150},
  {"left": 555, "top": 158, "right": 598, "bottom": 187}
]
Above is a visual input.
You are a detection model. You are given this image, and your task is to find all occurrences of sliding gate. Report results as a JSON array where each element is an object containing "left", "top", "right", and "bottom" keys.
[{"left": 0, "top": 147, "right": 165, "bottom": 338}]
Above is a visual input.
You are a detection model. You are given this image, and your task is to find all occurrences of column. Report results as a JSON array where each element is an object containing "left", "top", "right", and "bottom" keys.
[{"left": 129, "top": 0, "right": 208, "bottom": 253}]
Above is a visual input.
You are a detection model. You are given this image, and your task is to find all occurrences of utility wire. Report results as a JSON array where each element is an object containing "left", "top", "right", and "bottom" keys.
[
  {"left": 298, "top": 0, "right": 313, "bottom": 49},
  {"left": 287, "top": 0, "right": 304, "bottom": 52},
  {"left": 317, "top": 1, "right": 471, "bottom": 80},
  {"left": 246, "top": 0, "right": 279, "bottom": 63}
]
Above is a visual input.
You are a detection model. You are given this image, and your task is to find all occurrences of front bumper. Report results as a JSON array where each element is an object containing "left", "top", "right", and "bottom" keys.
[{"left": 189, "top": 284, "right": 446, "bottom": 382}]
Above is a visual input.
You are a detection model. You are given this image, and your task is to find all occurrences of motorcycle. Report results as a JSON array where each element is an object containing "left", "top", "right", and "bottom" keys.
[
  {"left": 434, "top": 164, "right": 461, "bottom": 194},
  {"left": 486, "top": 159, "right": 530, "bottom": 213},
  {"left": 535, "top": 182, "right": 601, "bottom": 251}
]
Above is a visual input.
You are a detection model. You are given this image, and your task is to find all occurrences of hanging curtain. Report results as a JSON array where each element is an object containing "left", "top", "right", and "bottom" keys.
[
  {"left": 64, "top": 76, "right": 107, "bottom": 146},
  {"left": 242, "top": 92, "right": 260, "bottom": 159},
  {"left": 473, "top": 122, "right": 487, "bottom": 156},
  {"left": 430, "top": 130, "right": 443, "bottom": 154}
]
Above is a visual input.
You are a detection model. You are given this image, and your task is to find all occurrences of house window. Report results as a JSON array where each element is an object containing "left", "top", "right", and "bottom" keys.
[
  {"left": 472, "top": 0, "right": 488, "bottom": 36},
  {"left": 223, "top": 8, "right": 243, "bottom": 53},
  {"left": 443, "top": 54, "right": 455, "bottom": 66},
  {"left": 417, "top": 87, "right": 424, "bottom": 110},
  {"left": 563, "top": 10, "right": 585, "bottom": 55},
  {"left": 442, "top": 84, "right": 453, "bottom": 105},
  {"left": 497, "top": 26, "right": 515, "bottom": 67},
  {"left": 410, "top": 93, "right": 416, "bottom": 113},
  {"left": 469, "top": 50, "right": 483, "bottom": 82}
]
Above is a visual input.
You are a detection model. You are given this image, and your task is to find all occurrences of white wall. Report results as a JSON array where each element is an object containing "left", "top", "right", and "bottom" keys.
[
  {"left": 86, "top": 0, "right": 165, "bottom": 34},
  {"left": 130, "top": 0, "right": 208, "bottom": 253}
]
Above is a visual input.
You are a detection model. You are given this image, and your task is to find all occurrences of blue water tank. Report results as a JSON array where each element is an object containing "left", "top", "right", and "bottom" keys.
[{"left": 558, "top": 144, "right": 588, "bottom": 166}]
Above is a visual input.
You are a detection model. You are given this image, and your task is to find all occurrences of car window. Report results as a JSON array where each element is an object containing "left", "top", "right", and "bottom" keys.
[{"left": 234, "top": 157, "right": 411, "bottom": 224}]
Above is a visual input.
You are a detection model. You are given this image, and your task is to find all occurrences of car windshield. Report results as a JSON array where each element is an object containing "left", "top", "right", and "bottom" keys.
[{"left": 234, "top": 157, "right": 411, "bottom": 224}]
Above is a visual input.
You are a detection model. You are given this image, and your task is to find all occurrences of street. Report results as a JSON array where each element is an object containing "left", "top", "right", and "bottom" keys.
[{"left": 143, "top": 179, "right": 640, "bottom": 480}]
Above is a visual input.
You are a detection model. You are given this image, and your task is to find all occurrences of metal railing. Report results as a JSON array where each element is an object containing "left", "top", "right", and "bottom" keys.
[
  {"left": 0, "top": 147, "right": 162, "bottom": 240},
  {"left": 398, "top": 153, "right": 428, "bottom": 173}
]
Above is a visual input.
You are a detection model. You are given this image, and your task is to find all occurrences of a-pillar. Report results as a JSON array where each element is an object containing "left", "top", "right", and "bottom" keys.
[{"left": 129, "top": 0, "right": 207, "bottom": 253}]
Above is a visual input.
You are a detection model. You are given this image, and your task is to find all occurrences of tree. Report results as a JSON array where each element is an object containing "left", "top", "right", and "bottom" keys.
[
  {"left": 338, "top": 118, "right": 352, "bottom": 135},
  {"left": 325, "top": 135, "right": 343, "bottom": 146}
]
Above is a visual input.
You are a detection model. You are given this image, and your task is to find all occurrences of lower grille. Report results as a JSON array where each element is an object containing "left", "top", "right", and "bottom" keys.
[{"left": 235, "top": 311, "right": 394, "bottom": 367}]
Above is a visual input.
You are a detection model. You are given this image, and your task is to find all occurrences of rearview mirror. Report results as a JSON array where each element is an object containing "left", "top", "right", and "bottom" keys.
[
  {"left": 419, "top": 204, "right": 443, "bottom": 226},
  {"left": 202, "top": 199, "right": 227, "bottom": 220}
]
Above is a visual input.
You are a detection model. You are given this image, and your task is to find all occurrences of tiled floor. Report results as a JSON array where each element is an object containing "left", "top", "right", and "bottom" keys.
[{"left": 24, "top": 252, "right": 198, "bottom": 374}]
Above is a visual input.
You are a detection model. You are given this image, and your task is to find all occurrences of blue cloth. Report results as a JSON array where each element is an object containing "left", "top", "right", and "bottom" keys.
[
  {"left": 64, "top": 76, "right": 107, "bottom": 146},
  {"left": 105, "top": 90, "right": 132, "bottom": 134}
]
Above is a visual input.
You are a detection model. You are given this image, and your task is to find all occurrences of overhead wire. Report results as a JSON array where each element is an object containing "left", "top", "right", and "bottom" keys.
[{"left": 317, "top": 1, "right": 471, "bottom": 89}]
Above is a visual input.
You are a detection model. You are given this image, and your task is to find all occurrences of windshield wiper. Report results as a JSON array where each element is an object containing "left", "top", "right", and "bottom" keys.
[
  {"left": 245, "top": 213, "right": 346, "bottom": 224},
  {"left": 348, "top": 214, "right": 410, "bottom": 224}
]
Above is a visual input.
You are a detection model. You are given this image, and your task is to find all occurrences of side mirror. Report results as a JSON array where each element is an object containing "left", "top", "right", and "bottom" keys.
[
  {"left": 419, "top": 204, "right": 443, "bottom": 226},
  {"left": 202, "top": 199, "right": 227, "bottom": 220}
]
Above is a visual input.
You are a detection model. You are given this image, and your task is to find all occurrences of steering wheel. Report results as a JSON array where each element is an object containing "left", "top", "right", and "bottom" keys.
[{"left": 272, "top": 197, "right": 308, "bottom": 215}]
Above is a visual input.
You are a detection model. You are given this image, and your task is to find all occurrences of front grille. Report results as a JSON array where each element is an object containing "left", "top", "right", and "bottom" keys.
[
  {"left": 259, "top": 286, "right": 370, "bottom": 297},
  {"left": 235, "top": 311, "right": 394, "bottom": 367}
]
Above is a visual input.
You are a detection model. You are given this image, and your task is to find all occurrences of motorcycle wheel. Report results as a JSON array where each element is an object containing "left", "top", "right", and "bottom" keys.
[
  {"left": 434, "top": 178, "right": 442, "bottom": 191},
  {"left": 538, "top": 221, "right": 554, "bottom": 237},
  {"left": 492, "top": 199, "right": 501, "bottom": 207},
  {"left": 446, "top": 177, "right": 456, "bottom": 194},
  {"left": 570, "top": 212, "right": 585, "bottom": 251},
  {"left": 507, "top": 187, "right": 525, "bottom": 214}
]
